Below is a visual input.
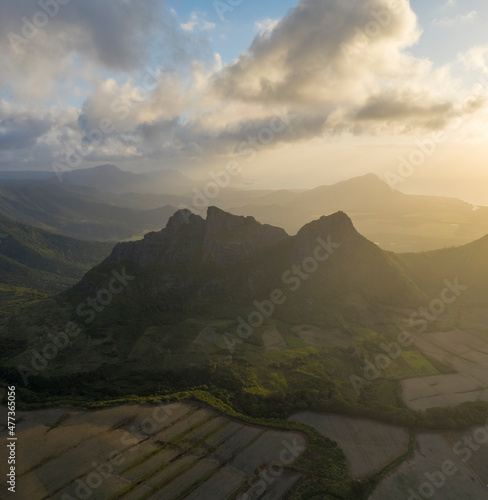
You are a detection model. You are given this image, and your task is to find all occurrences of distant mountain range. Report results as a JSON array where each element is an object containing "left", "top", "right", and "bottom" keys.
[
  {"left": 0, "top": 164, "right": 193, "bottom": 195},
  {"left": 0, "top": 181, "right": 177, "bottom": 241},
  {"left": 2, "top": 167, "right": 486, "bottom": 252},
  {"left": 60, "top": 164, "right": 193, "bottom": 195},
  {"left": 226, "top": 173, "right": 488, "bottom": 251}
]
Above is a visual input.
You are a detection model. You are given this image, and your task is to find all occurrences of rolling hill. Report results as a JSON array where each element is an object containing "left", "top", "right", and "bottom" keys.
[
  {"left": 0, "top": 215, "right": 113, "bottom": 294},
  {"left": 0, "top": 181, "right": 177, "bottom": 241}
]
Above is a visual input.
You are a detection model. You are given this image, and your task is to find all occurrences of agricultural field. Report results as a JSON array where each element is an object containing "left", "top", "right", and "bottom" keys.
[
  {"left": 262, "top": 327, "right": 288, "bottom": 351},
  {"left": 289, "top": 324, "right": 353, "bottom": 347},
  {"left": 401, "top": 373, "right": 488, "bottom": 411},
  {"left": 370, "top": 433, "right": 488, "bottom": 499},
  {"left": 401, "top": 351, "right": 438, "bottom": 377},
  {"left": 401, "top": 327, "right": 488, "bottom": 410},
  {"left": 0, "top": 402, "right": 306, "bottom": 500},
  {"left": 450, "top": 424, "right": 488, "bottom": 488},
  {"left": 289, "top": 412, "right": 409, "bottom": 478}
]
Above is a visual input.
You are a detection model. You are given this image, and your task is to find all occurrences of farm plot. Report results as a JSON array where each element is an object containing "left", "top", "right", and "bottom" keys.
[
  {"left": 200, "top": 420, "right": 243, "bottom": 448},
  {"left": 144, "top": 453, "right": 199, "bottom": 490},
  {"left": 8, "top": 419, "right": 105, "bottom": 477},
  {"left": 401, "top": 351, "right": 438, "bottom": 376},
  {"left": 402, "top": 328, "right": 488, "bottom": 410},
  {"left": 57, "top": 474, "right": 131, "bottom": 500},
  {"left": 232, "top": 430, "right": 307, "bottom": 475},
  {"left": 16, "top": 426, "right": 141, "bottom": 498},
  {"left": 370, "top": 433, "right": 488, "bottom": 499},
  {"left": 238, "top": 470, "right": 303, "bottom": 500},
  {"left": 152, "top": 407, "right": 215, "bottom": 443},
  {"left": 184, "top": 467, "right": 246, "bottom": 500},
  {"left": 262, "top": 327, "right": 288, "bottom": 351},
  {"left": 290, "top": 324, "right": 352, "bottom": 347},
  {"left": 450, "top": 425, "right": 488, "bottom": 487},
  {"left": 401, "top": 373, "right": 488, "bottom": 411},
  {"left": 212, "top": 425, "right": 264, "bottom": 461},
  {"left": 0, "top": 401, "right": 307, "bottom": 500},
  {"left": 146, "top": 458, "right": 219, "bottom": 500},
  {"left": 290, "top": 412, "right": 408, "bottom": 478},
  {"left": 122, "top": 448, "right": 180, "bottom": 483}
]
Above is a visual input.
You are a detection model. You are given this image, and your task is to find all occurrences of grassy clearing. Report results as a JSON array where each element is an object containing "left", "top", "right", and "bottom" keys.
[{"left": 401, "top": 351, "right": 438, "bottom": 376}]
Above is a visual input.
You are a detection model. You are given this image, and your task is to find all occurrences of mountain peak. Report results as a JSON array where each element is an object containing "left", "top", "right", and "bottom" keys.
[
  {"left": 206, "top": 206, "right": 256, "bottom": 230},
  {"left": 296, "top": 211, "right": 356, "bottom": 236},
  {"left": 93, "top": 164, "right": 122, "bottom": 173},
  {"left": 165, "top": 209, "right": 202, "bottom": 232},
  {"left": 292, "top": 211, "right": 364, "bottom": 261},
  {"left": 203, "top": 206, "right": 288, "bottom": 263},
  {"left": 331, "top": 173, "right": 391, "bottom": 191}
]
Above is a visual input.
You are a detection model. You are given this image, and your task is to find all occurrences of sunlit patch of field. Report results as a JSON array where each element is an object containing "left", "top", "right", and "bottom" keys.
[
  {"left": 0, "top": 402, "right": 306, "bottom": 500},
  {"left": 401, "top": 351, "right": 438, "bottom": 376}
]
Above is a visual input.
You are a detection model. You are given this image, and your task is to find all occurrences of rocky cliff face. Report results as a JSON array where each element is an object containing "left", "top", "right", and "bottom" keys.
[
  {"left": 107, "top": 210, "right": 205, "bottom": 267},
  {"left": 92, "top": 206, "right": 423, "bottom": 305},
  {"left": 107, "top": 206, "right": 289, "bottom": 267},
  {"left": 202, "top": 206, "right": 289, "bottom": 264}
]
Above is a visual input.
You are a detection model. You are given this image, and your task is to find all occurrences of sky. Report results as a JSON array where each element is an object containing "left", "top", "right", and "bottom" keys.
[{"left": 1, "top": 0, "right": 488, "bottom": 203}]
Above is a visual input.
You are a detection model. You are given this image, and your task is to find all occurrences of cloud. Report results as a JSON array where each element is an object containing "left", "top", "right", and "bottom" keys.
[
  {"left": 181, "top": 12, "right": 216, "bottom": 32},
  {"left": 442, "top": 0, "right": 456, "bottom": 9},
  {"left": 213, "top": 0, "right": 420, "bottom": 104},
  {"left": 0, "top": 100, "right": 79, "bottom": 170},
  {"left": 433, "top": 10, "right": 477, "bottom": 27},
  {"left": 254, "top": 18, "right": 280, "bottom": 36},
  {"left": 0, "top": 0, "right": 486, "bottom": 170},
  {"left": 55, "top": 0, "right": 488, "bottom": 162},
  {"left": 354, "top": 90, "right": 453, "bottom": 127},
  {"left": 459, "top": 45, "right": 488, "bottom": 75},
  {"left": 0, "top": 115, "right": 53, "bottom": 151},
  {"left": 207, "top": 0, "right": 479, "bottom": 140},
  {"left": 0, "top": 0, "right": 211, "bottom": 102}
]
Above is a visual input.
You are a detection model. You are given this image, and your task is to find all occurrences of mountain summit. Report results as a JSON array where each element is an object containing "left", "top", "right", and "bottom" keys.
[{"left": 85, "top": 207, "right": 422, "bottom": 307}]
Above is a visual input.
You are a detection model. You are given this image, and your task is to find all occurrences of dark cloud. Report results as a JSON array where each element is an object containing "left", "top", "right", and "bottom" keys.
[
  {"left": 354, "top": 92, "right": 454, "bottom": 129},
  {"left": 0, "top": 115, "right": 53, "bottom": 151},
  {"left": 0, "top": 0, "right": 160, "bottom": 72}
]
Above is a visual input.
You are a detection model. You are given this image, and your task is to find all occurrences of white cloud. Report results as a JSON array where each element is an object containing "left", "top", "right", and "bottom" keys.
[
  {"left": 442, "top": 0, "right": 456, "bottom": 9},
  {"left": 459, "top": 45, "right": 488, "bottom": 75},
  {"left": 181, "top": 12, "right": 216, "bottom": 32},
  {"left": 433, "top": 10, "right": 477, "bottom": 27},
  {"left": 210, "top": 0, "right": 479, "bottom": 137},
  {"left": 254, "top": 18, "right": 280, "bottom": 36}
]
